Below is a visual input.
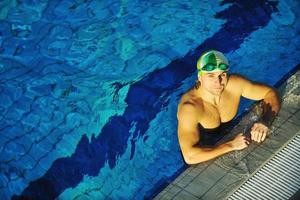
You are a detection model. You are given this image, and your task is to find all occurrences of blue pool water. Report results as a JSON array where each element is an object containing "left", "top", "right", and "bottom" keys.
[{"left": 0, "top": 0, "right": 299, "bottom": 199}]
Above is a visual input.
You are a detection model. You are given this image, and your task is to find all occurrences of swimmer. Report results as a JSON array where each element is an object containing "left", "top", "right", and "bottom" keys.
[{"left": 177, "top": 50, "right": 280, "bottom": 164}]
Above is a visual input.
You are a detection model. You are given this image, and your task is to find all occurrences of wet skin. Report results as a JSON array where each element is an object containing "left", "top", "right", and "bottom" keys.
[{"left": 177, "top": 71, "right": 280, "bottom": 164}]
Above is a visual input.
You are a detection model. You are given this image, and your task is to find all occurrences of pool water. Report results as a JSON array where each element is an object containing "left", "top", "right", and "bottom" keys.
[{"left": 0, "top": 0, "right": 299, "bottom": 199}]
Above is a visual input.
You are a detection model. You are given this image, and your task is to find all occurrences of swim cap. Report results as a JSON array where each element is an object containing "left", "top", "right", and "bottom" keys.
[{"left": 197, "top": 50, "right": 229, "bottom": 76}]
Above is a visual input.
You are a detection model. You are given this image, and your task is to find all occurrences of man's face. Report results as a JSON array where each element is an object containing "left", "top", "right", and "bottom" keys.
[{"left": 199, "top": 71, "right": 228, "bottom": 96}]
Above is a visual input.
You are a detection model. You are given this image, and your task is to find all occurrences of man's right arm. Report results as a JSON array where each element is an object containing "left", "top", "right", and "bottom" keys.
[{"left": 177, "top": 104, "right": 248, "bottom": 164}]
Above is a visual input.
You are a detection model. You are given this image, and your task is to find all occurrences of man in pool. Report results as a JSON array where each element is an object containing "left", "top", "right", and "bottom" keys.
[{"left": 177, "top": 50, "right": 280, "bottom": 164}]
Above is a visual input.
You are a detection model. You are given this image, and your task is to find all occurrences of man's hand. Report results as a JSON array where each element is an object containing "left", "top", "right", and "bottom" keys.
[
  {"left": 250, "top": 122, "right": 268, "bottom": 143},
  {"left": 228, "top": 133, "right": 250, "bottom": 150}
]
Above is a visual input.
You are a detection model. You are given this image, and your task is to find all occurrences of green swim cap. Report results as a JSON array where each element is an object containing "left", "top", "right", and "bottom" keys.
[{"left": 197, "top": 50, "right": 229, "bottom": 76}]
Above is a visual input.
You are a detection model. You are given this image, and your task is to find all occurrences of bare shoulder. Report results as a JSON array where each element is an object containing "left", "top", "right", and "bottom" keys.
[
  {"left": 227, "top": 73, "right": 251, "bottom": 94},
  {"left": 228, "top": 74, "right": 249, "bottom": 84},
  {"left": 177, "top": 90, "right": 204, "bottom": 122},
  {"left": 228, "top": 73, "right": 273, "bottom": 100},
  {"left": 177, "top": 101, "right": 197, "bottom": 121}
]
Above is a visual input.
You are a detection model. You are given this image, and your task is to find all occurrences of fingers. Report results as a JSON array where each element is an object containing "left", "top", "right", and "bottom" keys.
[
  {"left": 261, "top": 130, "right": 267, "bottom": 142},
  {"left": 244, "top": 136, "right": 251, "bottom": 145},
  {"left": 251, "top": 124, "right": 259, "bottom": 141},
  {"left": 259, "top": 126, "right": 268, "bottom": 142},
  {"left": 258, "top": 131, "right": 264, "bottom": 143},
  {"left": 251, "top": 129, "right": 262, "bottom": 143},
  {"left": 240, "top": 134, "right": 250, "bottom": 145},
  {"left": 243, "top": 136, "right": 250, "bottom": 147},
  {"left": 250, "top": 123, "right": 269, "bottom": 143},
  {"left": 232, "top": 133, "right": 250, "bottom": 150}
]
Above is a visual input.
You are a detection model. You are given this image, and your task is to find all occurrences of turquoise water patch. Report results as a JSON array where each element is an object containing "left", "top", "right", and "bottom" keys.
[{"left": 1, "top": 1, "right": 228, "bottom": 199}]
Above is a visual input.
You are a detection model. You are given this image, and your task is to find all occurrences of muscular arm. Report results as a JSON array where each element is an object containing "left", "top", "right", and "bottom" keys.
[
  {"left": 232, "top": 75, "right": 281, "bottom": 124},
  {"left": 177, "top": 104, "right": 235, "bottom": 164},
  {"left": 233, "top": 75, "right": 280, "bottom": 114},
  {"left": 231, "top": 75, "right": 281, "bottom": 143}
]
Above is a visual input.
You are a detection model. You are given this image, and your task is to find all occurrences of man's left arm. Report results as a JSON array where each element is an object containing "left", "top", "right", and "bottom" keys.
[{"left": 233, "top": 75, "right": 281, "bottom": 143}]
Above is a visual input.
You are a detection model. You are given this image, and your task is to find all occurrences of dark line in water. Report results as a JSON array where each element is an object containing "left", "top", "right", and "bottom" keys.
[{"left": 14, "top": 1, "right": 278, "bottom": 199}]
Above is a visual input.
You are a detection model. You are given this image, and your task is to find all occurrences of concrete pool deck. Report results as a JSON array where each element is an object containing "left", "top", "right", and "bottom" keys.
[{"left": 154, "top": 69, "right": 300, "bottom": 200}]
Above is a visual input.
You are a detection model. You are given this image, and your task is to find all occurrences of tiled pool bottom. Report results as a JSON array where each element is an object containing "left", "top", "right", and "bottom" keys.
[{"left": 154, "top": 69, "right": 300, "bottom": 200}]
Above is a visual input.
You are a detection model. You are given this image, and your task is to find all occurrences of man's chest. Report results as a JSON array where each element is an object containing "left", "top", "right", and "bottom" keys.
[
  {"left": 218, "top": 91, "right": 241, "bottom": 120},
  {"left": 201, "top": 92, "right": 241, "bottom": 128}
]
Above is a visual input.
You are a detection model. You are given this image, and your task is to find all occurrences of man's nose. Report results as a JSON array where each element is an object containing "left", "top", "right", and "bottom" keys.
[
  {"left": 218, "top": 75, "right": 222, "bottom": 83},
  {"left": 214, "top": 76, "right": 222, "bottom": 84}
]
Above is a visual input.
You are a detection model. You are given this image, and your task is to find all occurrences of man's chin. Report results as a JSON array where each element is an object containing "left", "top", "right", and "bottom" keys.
[{"left": 210, "top": 88, "right": 224, "bottom": 96}]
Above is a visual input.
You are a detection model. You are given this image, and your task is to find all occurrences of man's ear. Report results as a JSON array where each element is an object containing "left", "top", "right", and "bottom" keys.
[{"left": 198, "top": 75, "right": 202, "bottom": 84}]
